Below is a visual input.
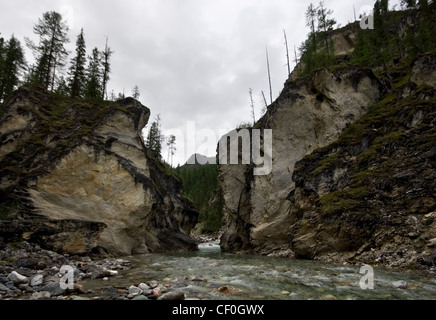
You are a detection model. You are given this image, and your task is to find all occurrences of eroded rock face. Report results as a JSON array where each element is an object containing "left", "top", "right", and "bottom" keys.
[
  {"left": 219, "top": 54, "right": 436, "bottom": 269},
  {"left": 0, "top": 86, "right": 198, "bottom": 255},
  {"left": 219, "top": 66, "right": 384, "bottom": 255}
]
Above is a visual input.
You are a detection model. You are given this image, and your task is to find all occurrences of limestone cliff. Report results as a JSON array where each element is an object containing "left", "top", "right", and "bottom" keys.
[
  {"left": 0, "top": 86, "right": 198, "bottom": 255},
  {"left": 219, "top": 65, "right": 385, "bottom": 255},
  {"left": 218, "top": 52, "right": 436, "bottom": 268}
]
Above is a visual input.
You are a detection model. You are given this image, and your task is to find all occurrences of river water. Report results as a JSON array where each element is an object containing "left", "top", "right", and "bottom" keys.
[{"left": 82, "top": 241, "right": 436, "bottom": 300}]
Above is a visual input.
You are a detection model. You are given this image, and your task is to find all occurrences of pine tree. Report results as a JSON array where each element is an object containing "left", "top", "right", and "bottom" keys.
[
  {"left": 26, "top": 11, "right": 69, "bottom": 90},
  {"left": 84, "top": 47, "right": 102, "bottom": 99},
  {"left": 68, "top": 29, "right": 87, "bottom": 98},
  {"left": 132, "top": 85, "right": 140, "bottom": 100},
  {"left": 101, "top": 37, "right": 113, "bottom": 100},
  {"left": 317, "top": 1, "right": 336, "bottom": 61},
  {"left": 306, "top": 3, "right": 318, "bottom": 54},
  {"left": 0, "top": 35, "right": 26, "bottom": 102},
  {"left": 146, "top": 114, "right": 163, "bottom": 156}
]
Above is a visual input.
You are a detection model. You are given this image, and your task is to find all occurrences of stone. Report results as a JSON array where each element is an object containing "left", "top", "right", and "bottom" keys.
[
  {"left": 152, "top": 287, "right": 161, "bottom": 297},
  {"left": 31, "top": 291, "right": 51, "bottom": 300},
  {"left": 41, "top": 282, "right": 66, "bottom": 297},
  {"left": 68, "top": 284, "right": 86, "bottom": 294},
  {"left": 393, "top": 281, "right": 408, "bottom": 289},
  {"left": 104, "top": 269, "right": 118, "bottom": 276},
  {"left": 138, "top": 283, "right": 150, "bottom": 291},
  {"left": 0, "top": 283, "right": 10, "bottom": 292},
  {"left": 13, "top": 258, "right": 44, "bottom": 270},
  {"left": 128, "top": 285, "right": 142, "bottom": 296},
  {"left": 147, "top": 280, "right": 159, "bottom": 289},
  {"left": 30, "top": 274, "right": 44, "bottom": 287},
  {"left": 157, "top": 291, "right": 186, "bottom": 301},
  {"left": 132, "top": 295, "right": 149, "bottom": 300},
  {"left": 70, "top": 296, "right": 90, "bottom": 300},
  {"left": 7, "top": 271, "right": 29, "bottom": 285},
  {"left": 18, "top": 283, "right": 33, "bottom": 292}
]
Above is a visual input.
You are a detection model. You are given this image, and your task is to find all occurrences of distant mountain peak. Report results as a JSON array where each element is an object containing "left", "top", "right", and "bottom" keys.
[{"left": 185, "top": 153, "right": 216, "bottom": 166}]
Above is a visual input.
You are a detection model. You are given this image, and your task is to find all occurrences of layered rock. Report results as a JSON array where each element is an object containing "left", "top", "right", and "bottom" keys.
[
  {"left": 219, "top": 53, "right": 436, "bottom": 268},
  {"left": 0, "top": 86, "right": 198, "bottom": 255},
  {"left": 219, "top": 66, "right": 384, "bottom": 255}
]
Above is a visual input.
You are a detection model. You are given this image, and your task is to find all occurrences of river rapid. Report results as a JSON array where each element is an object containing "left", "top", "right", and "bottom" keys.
[{"left": 81, "top": 241, "right": 436, "bottom": 300}]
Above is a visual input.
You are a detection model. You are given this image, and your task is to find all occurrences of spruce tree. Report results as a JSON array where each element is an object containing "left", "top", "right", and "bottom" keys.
[
  {"left": 317, "top": 1, "right": 336, "bottom": 61},
  {"left": 26, "top": 11, "right": 69, "bottom": 91},
  {"left": 84, "top": 47, "right": 102, "bottom": 99},
  {"left": 0, "top": 35, "right": 26, "bottom": 102},
  {"left": 306, "top": 3, "right": 318, "bottom": 54},
  {"left": 132, "top": 85, "right": 140, "bottom": 100},
  {"left": 146, "top": 115, "right": 163, "bottom": 156},
  {"left": 68, "top": 29, "right": 87, "bottom": 98}
]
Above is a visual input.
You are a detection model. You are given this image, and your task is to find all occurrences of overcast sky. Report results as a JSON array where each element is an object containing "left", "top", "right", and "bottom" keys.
[{"left": 0, "top": 0, "right": 401, "bottom": 166}]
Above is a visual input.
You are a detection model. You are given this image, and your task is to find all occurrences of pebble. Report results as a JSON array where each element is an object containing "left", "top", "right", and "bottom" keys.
[
  {"left": 31, "top": 291, "right": 51, "bottom": 300},
  {"left": 70, "top": 296, "right": 90, "bottom": 300},
  {"left": 41, "top": 282, "right": 66, "bottom": 297},
  {"left": 0, "top": 283, "right": 11, "bottom": 292},
  {"left": 128, "top": 285, "right": 143, "bottom": 296},
  {"left": 148, "top": 280, "right": 159, "bottom": 289},
  {"left": 157, "top": 291, "right": 186, "bottom": 300},
  {"left": 30, "top": 274, "right": 44, "bottom": 287},
  {"left": 152, "top": 287, "right": 161, "bottom": 297},
  {"left": 138, "top": 283, "right": 150, "bottom": 291},
  {"left": 132, "top": 295, "right": 149, "bottom": 301}
]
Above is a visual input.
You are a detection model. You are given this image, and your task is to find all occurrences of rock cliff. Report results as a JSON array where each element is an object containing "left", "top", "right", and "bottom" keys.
[
  {"left": 0, "top": 86, "right": 198, "bottom": 255},
  {"left": 218, "top": 54, "right": 436, "bottom": 268}
]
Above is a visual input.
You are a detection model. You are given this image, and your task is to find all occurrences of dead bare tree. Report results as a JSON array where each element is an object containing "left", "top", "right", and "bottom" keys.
[
  {"left": 284, "top": 30, "right": 291, "bottom": 77},
  {"left": 266, "top": 47, "right": 273, "bottom": 104}
]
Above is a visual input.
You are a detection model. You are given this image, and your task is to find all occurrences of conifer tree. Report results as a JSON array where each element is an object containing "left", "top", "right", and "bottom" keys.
[
  {"left": 84, "top": 47, "right": 102, "bottom": 99},
  {"left": 306, "top": 3, "right": 318, "bottom": 54},
  {"left": 26, "top": 11, "right": 69, "bottom": 90},
  {"left": 317, "top": 1, "right": 336, "bottom": 60},
  {"left": 68, "top": 29, "right": 87, "bottom": 98},
  {"left": 146, "top": 114, "right": 163, "bottom": 156},
  {"left": 132, "top": 85, "right": 140, "bottom": 100},
  {"left": 0, "top": 35, "right": 26, "bottom": 102}
]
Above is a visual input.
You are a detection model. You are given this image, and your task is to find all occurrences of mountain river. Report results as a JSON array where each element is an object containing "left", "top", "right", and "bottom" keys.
[{"left": 81, "top": 241, "right": 436, "bottom": 300}]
